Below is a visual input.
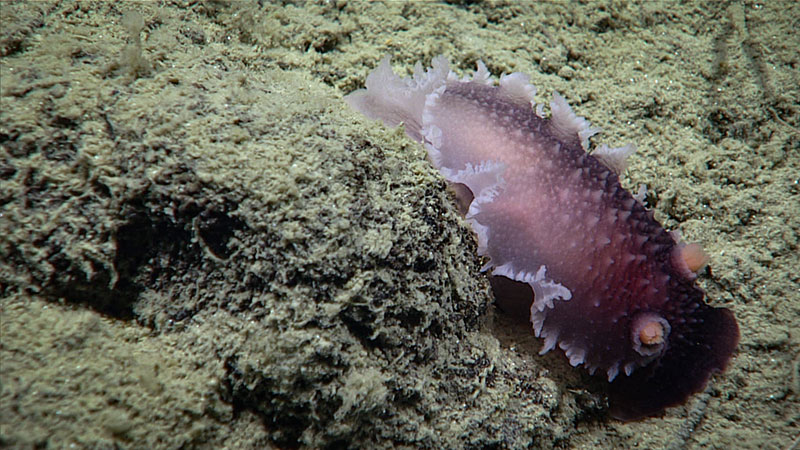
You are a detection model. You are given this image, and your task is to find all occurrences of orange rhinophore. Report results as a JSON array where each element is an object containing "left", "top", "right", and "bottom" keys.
[{"left": 681, "top": 242, "right": 710, "bottom": 273}]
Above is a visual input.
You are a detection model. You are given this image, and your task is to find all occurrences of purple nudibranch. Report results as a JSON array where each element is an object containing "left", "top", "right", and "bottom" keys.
[{"left": 345, "top": 56, "right": 739, "bottom": 420}]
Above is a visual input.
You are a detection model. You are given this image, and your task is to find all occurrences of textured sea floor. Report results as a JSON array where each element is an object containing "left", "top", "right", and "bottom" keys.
[{"left": 1, "top": 1, "right": 798, "bottom": 448}]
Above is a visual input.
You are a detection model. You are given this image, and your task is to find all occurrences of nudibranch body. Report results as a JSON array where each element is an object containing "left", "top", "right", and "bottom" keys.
[{"left": 345, "top": 56, "right": 739, "bottom": 420}]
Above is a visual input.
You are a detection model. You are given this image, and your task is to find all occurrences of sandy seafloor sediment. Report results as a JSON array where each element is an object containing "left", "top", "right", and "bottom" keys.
[{"left": 1, "top": 1, "right": 798, "bottom": 448}]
